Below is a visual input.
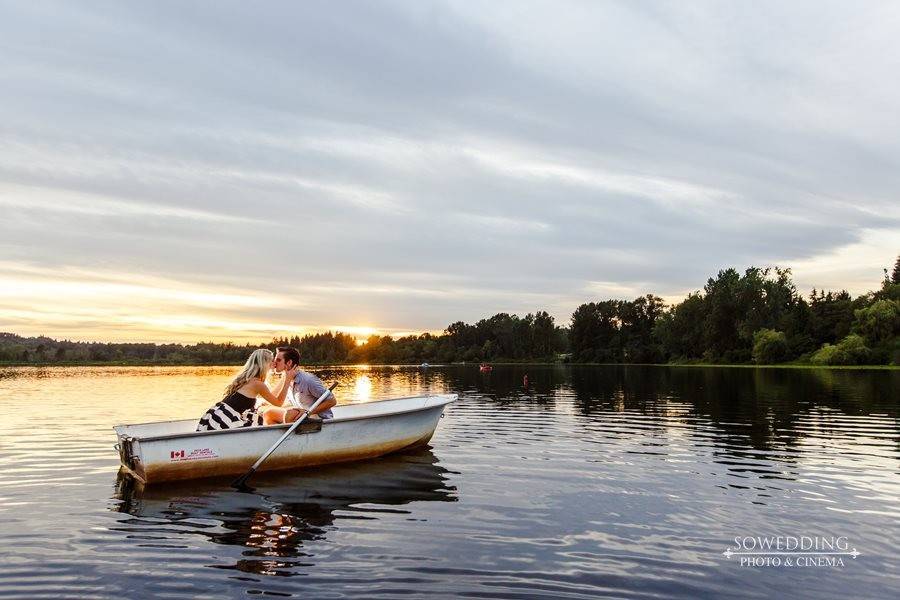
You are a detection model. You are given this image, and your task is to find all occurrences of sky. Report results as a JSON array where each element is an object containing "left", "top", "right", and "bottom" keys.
[{"left": 0, "top": 0, "right": 898, "bottom": 343}]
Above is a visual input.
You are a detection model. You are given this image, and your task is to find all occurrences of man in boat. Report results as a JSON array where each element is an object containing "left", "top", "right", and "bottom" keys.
[{"left": 271, "top": 346, "right": 337, "bottom": 420}]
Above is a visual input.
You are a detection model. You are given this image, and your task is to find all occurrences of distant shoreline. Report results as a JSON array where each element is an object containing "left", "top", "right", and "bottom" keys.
[{"left": 1, "top": 361, "right": 897, "bottom": 370}]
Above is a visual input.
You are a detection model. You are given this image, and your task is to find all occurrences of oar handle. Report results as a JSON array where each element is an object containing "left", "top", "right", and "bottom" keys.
[{"left": 232, "top": 381, "right": 338, "bottom": 490}]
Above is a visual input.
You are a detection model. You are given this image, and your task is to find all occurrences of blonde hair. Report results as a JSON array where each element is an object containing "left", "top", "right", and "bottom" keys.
[{"left": 225, "top": 348, "right": 273, "bottom": 397}]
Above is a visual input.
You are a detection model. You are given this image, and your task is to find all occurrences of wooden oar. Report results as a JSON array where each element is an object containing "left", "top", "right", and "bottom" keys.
[{"left": 231, "top": 381, "right": 338, "bottom": 491}]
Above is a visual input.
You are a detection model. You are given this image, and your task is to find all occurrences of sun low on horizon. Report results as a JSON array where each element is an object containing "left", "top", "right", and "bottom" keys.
[
  {"left": 1, "top": 242, "right": 894, "bottom": 345},
  {"left": 0, "top": 232, "right": 896, "bottom": 345},
  {"left": 0, "top": 262, "right": 436, "bottom": 344}
]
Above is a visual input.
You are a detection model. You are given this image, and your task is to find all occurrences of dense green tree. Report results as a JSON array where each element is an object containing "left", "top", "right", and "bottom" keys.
[
  {"left": 702, "top": 268, "right": 744, "bottom": 361},
  {"left": 654, "top": 293, "right": 706, "bottom": 360},
  {"left": 874, "top": 280, "right": 900, "bottom": 302},
  {"left": 752, "top": 329, "right": 789, "bottom": 364},
  {"left": 853, "top": 300, "right": 900, "bottom": 345},
  {"left": 810, "top": 334, "right": 871, "bottom": 366},
  {"left": 570, "top": 300, "right": 622, "bottom": 362},
  {"left": 808, "top": 289, "right": 855, "bottom": 347},
  {"left": 532, "top": 311, "right": 555, "bottom": 357},
  {"left": 619, "top": 295, "right": 665, "bottom": 363}
]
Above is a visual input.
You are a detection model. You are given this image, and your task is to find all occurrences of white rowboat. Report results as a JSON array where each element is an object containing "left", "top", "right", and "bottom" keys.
[{"left": 113, "top": 394, "right": 457, "bottom": 484}]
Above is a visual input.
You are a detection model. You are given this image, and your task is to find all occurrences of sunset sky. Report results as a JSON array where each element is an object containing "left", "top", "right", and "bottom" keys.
[{"left": 1, "top": 1, "right": 898, "bottom": 343}]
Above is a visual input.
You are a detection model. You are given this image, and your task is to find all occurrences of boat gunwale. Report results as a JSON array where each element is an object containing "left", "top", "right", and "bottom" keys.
[{"left": 116, "top": 394, "right": 457, "bottom": 443}]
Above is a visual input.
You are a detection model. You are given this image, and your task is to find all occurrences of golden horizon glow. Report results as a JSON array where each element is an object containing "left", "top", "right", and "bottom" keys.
[
  {"left": 0, "top": 261, "right": 445, "bottom": 344},
  {"left": 0, "top": 226, "right": 894, "bottom": 346}
]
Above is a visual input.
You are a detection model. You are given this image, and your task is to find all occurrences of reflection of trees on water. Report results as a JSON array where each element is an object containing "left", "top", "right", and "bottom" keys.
[
  {"left": 560, "top": 366, "right": 899, "bottom": 448},
  {"left": 469, "top": 365, "right": 896, "bottom": 498},
  {"left": 113, "top": 449, "right": 457, "bottom": 577},
  {"left": 667, "top": 368, "right": 898, "bottom": 455},
  {"left": 436, "top": 364, "right": 898, "bottom": 485}
]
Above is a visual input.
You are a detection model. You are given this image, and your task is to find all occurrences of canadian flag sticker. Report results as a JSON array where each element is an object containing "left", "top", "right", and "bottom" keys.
[{"left": 169, "top": 448, "right": 218, "bottom": 462}]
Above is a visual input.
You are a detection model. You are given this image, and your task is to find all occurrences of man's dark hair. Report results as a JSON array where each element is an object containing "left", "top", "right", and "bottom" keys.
[{"left": 277, "top": 346, "right": 301, "bottom": 367}]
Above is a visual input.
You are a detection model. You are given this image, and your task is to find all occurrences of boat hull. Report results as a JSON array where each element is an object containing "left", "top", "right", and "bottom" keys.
[{"left": 114, "top": 394, "right": 455, "bottom": 484}]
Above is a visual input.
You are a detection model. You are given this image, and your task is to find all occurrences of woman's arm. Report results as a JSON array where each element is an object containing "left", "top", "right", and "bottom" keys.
[{"left": 252, "top": 368, "right": 297, "bottom": 406}]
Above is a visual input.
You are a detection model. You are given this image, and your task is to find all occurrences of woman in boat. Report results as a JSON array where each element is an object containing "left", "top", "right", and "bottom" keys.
[{"left": 196, "top": 348, "right": 303, "bottom": 431}]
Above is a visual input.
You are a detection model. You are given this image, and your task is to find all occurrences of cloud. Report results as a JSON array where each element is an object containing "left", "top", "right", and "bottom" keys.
[
  {"left": 0, "top": 0, "right": 898, "bottom": 341},
  {"left": 0, "top": 182, "right": 256, "bottom": 223}
]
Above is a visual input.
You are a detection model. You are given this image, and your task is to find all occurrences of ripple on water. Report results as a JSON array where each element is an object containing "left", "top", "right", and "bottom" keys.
[{"left": 0, "top": 365, "right": 897, "bottom": 598}]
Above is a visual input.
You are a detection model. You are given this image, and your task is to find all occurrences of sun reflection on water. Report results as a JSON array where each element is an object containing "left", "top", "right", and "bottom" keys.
[{"left": 352, "top": 374, "right": 373, "bottom": 403}]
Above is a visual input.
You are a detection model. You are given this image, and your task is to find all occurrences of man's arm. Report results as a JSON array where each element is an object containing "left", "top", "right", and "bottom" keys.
[
  {"left": 310, "top": 396, "right": 337, "bottom": 416},
  {"left": 307, "top": 376, "right": 337, "bottom": 416}
]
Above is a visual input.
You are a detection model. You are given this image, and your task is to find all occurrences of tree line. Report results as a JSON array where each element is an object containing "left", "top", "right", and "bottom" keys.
[
  {"left": 0, "top": 309, "right": 571, "bottom": 366},
  {"left": 571, "top": 262, "right": 899, "bottom": 366},
  {"left": 2, "top": 257, "right": 898, "bottom": 366}
]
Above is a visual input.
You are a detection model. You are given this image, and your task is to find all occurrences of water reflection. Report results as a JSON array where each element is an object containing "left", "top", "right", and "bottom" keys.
[
  {"left": 112, "top": 449, "right": 457, "bottom": 577},
  {"left": 436, "top": 364, "right": 899, "bottom": 499},
  {"left": 559, "top": 366, "right": 899, "bottom": 450},
  {"left": 1, "top": 364, "right": 897, "bottom": 599},
  {"left": 353, "top": 374, "right": 373, "bottom": 403}
]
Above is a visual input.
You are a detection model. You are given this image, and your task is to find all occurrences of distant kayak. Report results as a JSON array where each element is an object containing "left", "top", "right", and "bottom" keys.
[{"left": 479, "top": 364, "right": 492, "bottom": 373}]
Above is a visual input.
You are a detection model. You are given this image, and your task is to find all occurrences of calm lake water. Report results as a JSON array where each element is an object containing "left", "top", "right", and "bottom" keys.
[{"left": 0, "top": 365, "right": 897, "bottom": 599}]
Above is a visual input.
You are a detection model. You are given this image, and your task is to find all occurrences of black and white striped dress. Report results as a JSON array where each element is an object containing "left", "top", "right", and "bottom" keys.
[{"left": 196, "top": 391, "right": 263, "bottom": 431}]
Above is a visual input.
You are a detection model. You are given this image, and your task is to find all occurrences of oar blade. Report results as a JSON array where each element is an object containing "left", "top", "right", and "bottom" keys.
[{"left": 231, "top": 469, "right": 255, "bottom": 491}]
